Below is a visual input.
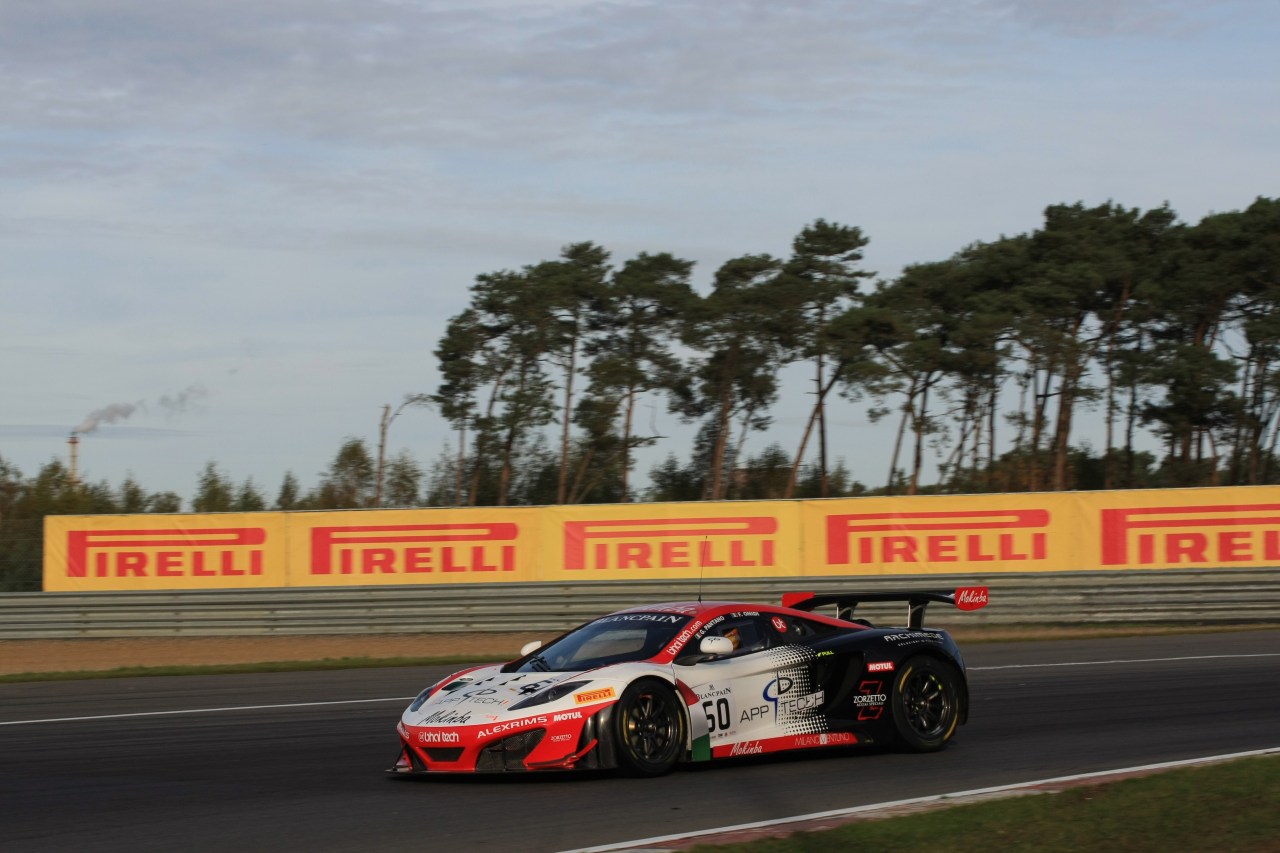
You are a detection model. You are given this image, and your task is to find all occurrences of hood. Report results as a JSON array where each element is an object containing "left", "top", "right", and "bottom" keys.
[
  {"left": 401, "top": 660, "right": 673, "bottom": 728},
  {"left": 403, "top": 666, "right": 604, "bottom": 727}
]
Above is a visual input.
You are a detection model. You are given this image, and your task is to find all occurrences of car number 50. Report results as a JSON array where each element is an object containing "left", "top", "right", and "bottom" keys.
[{"left": 702, "top": 698, "right": 731, "bottom": 732}]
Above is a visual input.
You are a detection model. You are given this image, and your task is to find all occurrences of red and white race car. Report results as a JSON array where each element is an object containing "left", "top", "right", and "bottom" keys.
[{"left": 389, "top": 587, "right": 987, "bottom": 777}]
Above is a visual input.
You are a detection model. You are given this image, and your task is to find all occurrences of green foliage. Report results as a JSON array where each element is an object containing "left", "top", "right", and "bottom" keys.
[
  {"left": 0, "top": 455, "right": 195, "bottom": 592},
  {"left": 307, "top": 438, "right": 376, "bottom": 509},
  {"left": 684, "top": 756, "right": 1280, "bottom": 853}
]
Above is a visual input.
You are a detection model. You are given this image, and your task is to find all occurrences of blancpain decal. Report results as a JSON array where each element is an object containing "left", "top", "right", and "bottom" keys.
[
  {"left": 598, "top": 613, "right": 684, "bottom": 624},
  {"left": 698, "top": 685, "right": 731, "bottom": 700}
]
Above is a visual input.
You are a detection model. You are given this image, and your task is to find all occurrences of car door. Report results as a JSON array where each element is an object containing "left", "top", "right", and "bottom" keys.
[{"left": 676, "top": 612, "right": 825, "bottom": 756}]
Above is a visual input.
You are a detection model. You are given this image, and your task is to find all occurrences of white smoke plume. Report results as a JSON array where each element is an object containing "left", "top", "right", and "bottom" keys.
[{"left": 73, "top": 384, "right": 209, "bottom": 435}]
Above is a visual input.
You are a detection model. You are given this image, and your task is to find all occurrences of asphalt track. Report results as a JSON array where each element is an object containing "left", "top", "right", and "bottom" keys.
[{"left": 3, "top": 630, "right": 1278, "bottom": 853}]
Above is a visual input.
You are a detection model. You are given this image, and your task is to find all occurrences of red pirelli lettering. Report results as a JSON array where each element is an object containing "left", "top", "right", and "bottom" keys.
[
  {"left": 563, "top": 517, "right": 778, "bottom": 571},
  {"left": 309, "top": 523, "right": 518, "bottom": 575},
  {"left": 1100, "top": 504, "right": 1280, "bottom": 566},
  {"left": 66, "top": 528, "right": 267, "bottom": 578},
  {"left": 827, "top": 509, "right": 1050, "bottom": 565}
]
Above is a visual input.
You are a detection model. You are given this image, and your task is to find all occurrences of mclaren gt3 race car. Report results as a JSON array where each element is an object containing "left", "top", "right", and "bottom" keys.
[{"left": 390, "top": 586, "right": 988, "bottom": 777}]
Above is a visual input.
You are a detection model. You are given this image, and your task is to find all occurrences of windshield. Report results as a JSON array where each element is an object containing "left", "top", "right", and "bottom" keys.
[{"left": 509, "top": 612, "right": 693, "bottom": 673}]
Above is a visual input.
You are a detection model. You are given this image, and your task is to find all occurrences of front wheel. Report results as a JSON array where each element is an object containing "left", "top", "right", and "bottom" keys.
[
  {"left": 612, "top": 679, "right": 686, "bottom": 777},
  {"left": 891, "top": 656, "right": 961, "bottom": 752}
]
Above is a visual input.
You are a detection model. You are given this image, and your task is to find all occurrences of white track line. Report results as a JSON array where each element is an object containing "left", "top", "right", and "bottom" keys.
[
  {"left": 0, "top": 696, "right": 415, "bottom": 726},
  {"left": 566, "top": 747, "right": 1280, "bottom": 853},
  {"left": 969, "top": 651, "right": 1280, "bottom": 671}
]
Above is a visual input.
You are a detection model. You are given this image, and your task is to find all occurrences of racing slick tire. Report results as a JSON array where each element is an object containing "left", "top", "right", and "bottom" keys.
[
  {"left": 890, "top": 655, "right": 961, "bottom": 753},
  {"left": 612, "top": 679, "right": 687, "bottom": 777}
]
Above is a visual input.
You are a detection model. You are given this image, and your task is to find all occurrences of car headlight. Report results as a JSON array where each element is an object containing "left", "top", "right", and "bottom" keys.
[
  {"left": 409, "top": 676, "right": 474, "bottom": 711},
  {"left": 508, "top": 680, "right": 592, "bottom": 711}
]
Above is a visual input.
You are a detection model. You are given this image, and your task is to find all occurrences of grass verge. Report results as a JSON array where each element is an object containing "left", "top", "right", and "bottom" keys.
[
  {"left": 685, "top": 756, "right": 1280, "bottom": 853},
  {"left": 0, "top": 654, "right": 509, "bottom": 683}
]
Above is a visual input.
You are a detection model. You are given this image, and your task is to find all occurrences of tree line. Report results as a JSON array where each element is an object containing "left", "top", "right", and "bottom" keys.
[
  {"left": 434, "top": 196, "right": 1280, "bottom": 503},
  {"left": 2, "top": 196, "right": 1277, "bottom": 590}
]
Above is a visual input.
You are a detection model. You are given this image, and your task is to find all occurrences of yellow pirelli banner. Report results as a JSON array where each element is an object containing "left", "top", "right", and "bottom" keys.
[
  {"left": 41, "top": 486, "right": 1280, "bottom": 591},
  {"left": 43, "top": 513, "right": 289, "bottom": 591},
  {"left": 545, "top": 502, "right": 803, "bottom": 582},
  {"left": 287, "top": 507, "right": 543, "bottom": 586},
  {"left": 805, "top": 492, "right": 1067, "bottom": 575}
]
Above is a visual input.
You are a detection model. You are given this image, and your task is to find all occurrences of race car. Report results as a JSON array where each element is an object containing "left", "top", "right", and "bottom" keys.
[{"left": 389, "top": 586, "right": 988, "bottom": 777}]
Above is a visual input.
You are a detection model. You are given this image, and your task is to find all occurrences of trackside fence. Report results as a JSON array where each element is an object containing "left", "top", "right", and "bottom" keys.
[{"left": 1, "top": 569, "right": 1279, "bottom": 640}]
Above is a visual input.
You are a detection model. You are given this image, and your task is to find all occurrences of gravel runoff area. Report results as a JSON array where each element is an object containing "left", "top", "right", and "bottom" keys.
[{"left": 0, "top": 633, "right": 539, "bottom": 677}]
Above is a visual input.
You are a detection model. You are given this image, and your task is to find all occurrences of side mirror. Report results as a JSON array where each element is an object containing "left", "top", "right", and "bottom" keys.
[
  {"left": 699, "top": 636, "right": 735, "bottom": 656},
  {"left": 519, "top": 640, "right": 543, "bottom": 657}
]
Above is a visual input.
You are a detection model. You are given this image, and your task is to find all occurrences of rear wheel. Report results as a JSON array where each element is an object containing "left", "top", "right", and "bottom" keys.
[
  {"left": 891, "top": 656, "right": 960, "bottom": 752},
  {"left": 613, "top": 679, "right": 686, "bottom": 777}
]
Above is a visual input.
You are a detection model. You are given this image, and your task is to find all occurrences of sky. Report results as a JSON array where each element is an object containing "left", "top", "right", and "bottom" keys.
[{"left": 1, "top": 0, "right": 1277, "bottom": 505}]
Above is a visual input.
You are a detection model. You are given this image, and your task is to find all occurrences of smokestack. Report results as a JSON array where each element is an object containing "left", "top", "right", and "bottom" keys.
[{"left": 68, "top": 433, "right": 79, "bottom": 486}]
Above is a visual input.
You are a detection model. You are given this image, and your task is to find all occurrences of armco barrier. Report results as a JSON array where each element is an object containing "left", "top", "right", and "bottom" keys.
[{"left": 2, "top": 569, "right": 1279, "bottom": 639}]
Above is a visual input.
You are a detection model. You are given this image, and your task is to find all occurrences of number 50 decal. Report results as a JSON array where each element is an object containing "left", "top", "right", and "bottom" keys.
[{"left": 702, "top": 698, "right": 731, "bottom": 732}]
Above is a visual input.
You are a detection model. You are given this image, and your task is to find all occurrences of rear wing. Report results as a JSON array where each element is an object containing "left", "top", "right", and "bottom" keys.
[{"left": 781, "top": 586, "right": 988, "bottom": 629}]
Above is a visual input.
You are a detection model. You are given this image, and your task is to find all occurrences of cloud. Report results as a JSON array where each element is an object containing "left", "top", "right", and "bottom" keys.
[{"left": 0, "top": 0, "right": 1275, "bottom": 500}]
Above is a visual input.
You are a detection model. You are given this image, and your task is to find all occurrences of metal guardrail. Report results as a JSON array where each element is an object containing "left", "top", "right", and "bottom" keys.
[{"left": 1, "top": 569, "right": 1278, "bottom": 639}]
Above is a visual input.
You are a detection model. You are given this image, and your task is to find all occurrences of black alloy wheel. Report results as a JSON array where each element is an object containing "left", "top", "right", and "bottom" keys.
[
  {"left": 891, "top": 655, "right": 960, "bottom": 752},
  {"left": 613, "top": 679, "right": 686, "bottom": 777}
]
